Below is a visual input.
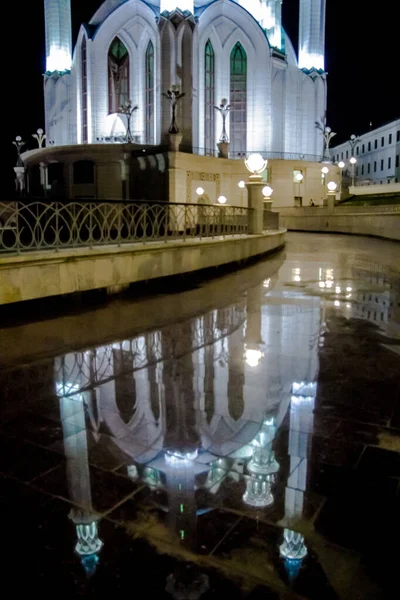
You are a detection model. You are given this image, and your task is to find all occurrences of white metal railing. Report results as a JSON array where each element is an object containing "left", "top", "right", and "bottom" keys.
[{"left": 0, "top": 200, "right": 250, "bottom": 254}]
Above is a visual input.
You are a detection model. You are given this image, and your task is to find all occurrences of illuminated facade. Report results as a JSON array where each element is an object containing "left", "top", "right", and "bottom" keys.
[{"left": 43, "top": 0, "right": 327, "bottom": 158}]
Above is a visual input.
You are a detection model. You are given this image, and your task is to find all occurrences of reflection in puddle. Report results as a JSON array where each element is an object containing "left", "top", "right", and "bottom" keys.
[{"left": 1, "top": 234, "right": 399, "bottom": 597}]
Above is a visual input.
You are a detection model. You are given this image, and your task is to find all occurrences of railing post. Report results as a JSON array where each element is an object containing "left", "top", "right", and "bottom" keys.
[{"left": 245, "top": 179, "right": 265, "bottom": 234}]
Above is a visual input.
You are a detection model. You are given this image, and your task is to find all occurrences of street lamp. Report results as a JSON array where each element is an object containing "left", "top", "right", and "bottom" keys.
[
  {"left": 327, "top": 181, "right": 338, "bottom": 193},
  {"left": 338, "top": 161, "right": 345, "bottom": 194},
  {"left": 217, "top": 195, "right": 227, "bottom": 204},
  {"left": 245, "top": 154, "right": 267, "bottom": 180},
  {"left": 349, "top": 157, "right": 357, "bottom": 187},
  {"left": 262, "top": 185, "right": 273, "bottom": 211},
  {"left": 196, "top": 187, "right": 204, "bottom": 196},
  {"left": 321, "top": 166, "right": 329, "bottom": 201},
  {"left": 238, "top": 180, "right": 245, "bottom": 189}
]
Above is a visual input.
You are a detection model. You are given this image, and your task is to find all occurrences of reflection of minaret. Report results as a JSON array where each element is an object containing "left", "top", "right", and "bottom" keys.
[
  {"left": 279, "top": 381, "right": 316, "bottom": 581},
  {"left": 163, "top": 322, "right": 199, "bottom": 455},
  {"left": 203, "top": 312, "right": 215, "bottom": 424},
  {"left": 243, "top": 415, "right": 279, "bottom": 508},
  {"left": 57, "top": 351, "right": 102, "bottom": 575},
  {"left": 146, "top": 332, "right": 162, "bottom": 422},
  {"left": 244, "top": 284, "right": 263, "bottom": 368}
]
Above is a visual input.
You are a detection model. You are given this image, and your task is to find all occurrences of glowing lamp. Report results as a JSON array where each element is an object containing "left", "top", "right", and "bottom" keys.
[
  {"left": 321, "top": 166, "right": 329, "bottom": 175},
  {"left": 217, "top": 195, "right": 227, "bottom": 204},
  {"left": 238, "top": 180, "right": 245, "bottom": 189},
  {"left": 327, "top": 181, "right": 338, "bottom": 192},
  {"left": 338, "top": 161, "right": 345, "bottom": 169},
  {"left": 350, "top": 157, "right": 357, "bottom": 165},
  {"left": 196, "top": 187, "right": 204, "bottom": 196},
  {"left": 245, "top": 154, "right": 267, "bottom": 175},
  {"left": 295, "top": 173, "right": 304, "bottom": 182},
  {"left": 262, "top": 186, "right": 273, "bottom": 198}
]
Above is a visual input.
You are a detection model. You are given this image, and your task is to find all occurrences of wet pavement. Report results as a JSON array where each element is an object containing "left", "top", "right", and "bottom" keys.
[{"left": 0, "top": 232, "right": 399, "bottom": 599}]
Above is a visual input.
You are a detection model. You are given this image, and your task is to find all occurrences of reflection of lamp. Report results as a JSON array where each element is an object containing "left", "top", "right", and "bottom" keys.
[{"left": 245, "top": 348, "right": 263, "bottom": 367}]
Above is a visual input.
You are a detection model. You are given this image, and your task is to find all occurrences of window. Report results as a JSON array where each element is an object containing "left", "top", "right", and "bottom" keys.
[
  {"left": 230, "top": 42, "right": 247, "bottom": 156},
  {"left": 374, "top": 139, "right": 378, "bottom": 149},
  {"left": 388, "top": 157, "right": 391, "bottom": 169},
  {"left": 374, "top": 161, "right": 377, "bottom": 172},
  {"left": 145, "top": 41, "right": 154, "bottom": 144},
  {"left": 341, "top": 152, "right": 343, "bottom": 160},
  {"left": 389, "top": 133, "right": 392, "bottom": 144},
  {"left": 381, "top": 159, "right": 384, "bottom": 170},
  {"left": 361, "top": 164, "right": 364, "bottom": 175},
  {"left": 381, "top": 136, "right": 384, "bottom": 147},
  {"left": 368, "top": 141, "right": 371, "bottom": 152},
  {"left": 362, "top": 144, "right": 365, "bottom": 153},
  {"left": 73, "top": 160, "right": 95, "bottom": 184},
  {"left": 81, "top": 37, "right": 88, "bottom": 143},
  {"left": 396, "top": 155, "right": 399, "bottom": 168},
  {"left": 367, "top": 163, "right": 370, "bottom": 174},
  {"left": 397, "top": 131, "right": 400, "bottom": 142},
  {"left": 108, "top": 37, "right": 129, "bottom": 114},
  {"left": 346, "top": 150, "right": 349, "bottom": 159},
  {"left": 356, "top": 146, "right": 359, "bottom": 155},
  {"left": 204, "top": 40, "right": 215, "bottom": 154}
]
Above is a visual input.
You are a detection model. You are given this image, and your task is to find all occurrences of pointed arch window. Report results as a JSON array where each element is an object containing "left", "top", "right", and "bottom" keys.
[
  {"left": 108, "top": 37, "right": 129, "bottom": 114},
  {"left": 204, "top": 40, "right": 215, "bottom": 155},
  {"left": 81, "top": 37, "right": 88, "bottom": 143},
  {"left": 145, "top": 41, "right": 155, "bottom": 144},
  {"left": 230, "top": 42, "right": 247, "bottom": 156}
]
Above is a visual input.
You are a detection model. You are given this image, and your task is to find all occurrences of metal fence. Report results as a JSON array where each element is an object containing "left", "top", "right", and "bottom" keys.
[{"left": 0, "top": 200, "right": 250, "bottom": 254}]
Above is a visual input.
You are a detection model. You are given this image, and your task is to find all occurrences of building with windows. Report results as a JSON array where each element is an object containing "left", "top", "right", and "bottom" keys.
[
  {"left": 331, "top": 119, "right": 400, "bottom": 186},
  {"left": 22, "top": 0, "right": 334, "bottom": 205},
  {"left": 42, "top": 0, "right": 327, "bottom": 155}
]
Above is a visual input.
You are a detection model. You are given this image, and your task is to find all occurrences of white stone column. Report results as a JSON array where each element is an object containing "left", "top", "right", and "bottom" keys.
[{"left": 245, "top": 177, "right": 265, "bottom": 234}]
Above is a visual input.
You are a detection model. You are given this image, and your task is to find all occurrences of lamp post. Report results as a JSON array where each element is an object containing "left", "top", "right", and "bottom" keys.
[
  {"left": 327, "top": 180, "right": 337, "bottom": 208},
  {"left": 295, "top": 172, "right": 303, "bottom": 205},
  {"left": 214, "top": 98, "right": 231, "bottom": 158},
  {"left": 13, "top": 135, "right": 26, "bottom": 195},
  {"left": 315, "top": 120, "right": 337, "bottom": 162},
  {"left": 244, "top": 154, "right": 267, "bottom": 234},
  {"left": 321, "top": 166, "right": 329, "bottom": 204},
  {"left": 338, "top": 161, "right": 345, "bottom": 194},
  {"left": 32, "top": 128, "right": 46, "bottom": 148},
  {"left": 348, "top": 134, "right": 360, "bottom": 158},
  {"left": 349, "top": 157, "right": 357, "bottom": 188},
  {"left": 119, "top": 100, "right": 139, "bottom": 143}
]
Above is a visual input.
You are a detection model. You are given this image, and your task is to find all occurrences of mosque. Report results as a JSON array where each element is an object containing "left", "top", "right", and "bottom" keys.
[{"left": 22, "top": 1, "right": 336, "bottom": 206}]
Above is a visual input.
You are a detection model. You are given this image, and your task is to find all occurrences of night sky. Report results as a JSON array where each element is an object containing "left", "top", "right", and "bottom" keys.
[{"left": 5, "top": 0, "right": 398, "bottom": 191}]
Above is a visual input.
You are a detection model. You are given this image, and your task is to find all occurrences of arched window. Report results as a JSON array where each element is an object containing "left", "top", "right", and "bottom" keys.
[
  {"left": 108, "top": 37, "right": 129, "bottom": 114},
  {"left": 230, "top": 42, "right": 247, "bottom": 157},
  {"left": 81, "top": 37, "right": 88, "bottom": 143},
  {"left": 204, "top": 40, "right": 215, "bottom": 155},
  {"left": 145, "top": 41, "right": 155, "bottom": 144}
]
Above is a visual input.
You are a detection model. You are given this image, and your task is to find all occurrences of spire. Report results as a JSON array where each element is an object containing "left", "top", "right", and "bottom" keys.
[
  {"left": 298, "top": 0, "right": 326, "bottom": 71},
  {"left": 44, "top": 0, "right": 72, "bottom": 73}
]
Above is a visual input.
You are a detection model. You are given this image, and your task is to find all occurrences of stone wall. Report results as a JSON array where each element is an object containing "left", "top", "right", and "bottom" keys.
[
  {"left": 0, "top": 230, "right": 285, "bottom": 305},
  {"left": 279, "top": 206, "right": 400, "bottom": 241}
]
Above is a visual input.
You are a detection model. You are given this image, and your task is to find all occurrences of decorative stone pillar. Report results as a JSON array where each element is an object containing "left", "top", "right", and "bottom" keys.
[
  {"left": 217, "top": 142, "right": 229, "bottom": 159},
  {"left": 243, "top": 473, "right": 274, "bottom": 508},
  {"left": 245, "top": 178, "right": 265, "bottom": 234},
  {"left": 168, "top": 133, "right": 183, "bottom": 152}
]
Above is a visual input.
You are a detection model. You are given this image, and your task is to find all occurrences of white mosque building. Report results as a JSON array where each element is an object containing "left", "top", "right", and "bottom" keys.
[
  {"left": 22, "top": 1, "right": 335, "bottom": 205},
  {"left": 43, "top": 0, "right": 327, "bottom": 156}
]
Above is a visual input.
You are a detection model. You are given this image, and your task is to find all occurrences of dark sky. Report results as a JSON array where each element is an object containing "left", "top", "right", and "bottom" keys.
[{"left": 6, "top": 0, "right": 399, "bottom": 175}]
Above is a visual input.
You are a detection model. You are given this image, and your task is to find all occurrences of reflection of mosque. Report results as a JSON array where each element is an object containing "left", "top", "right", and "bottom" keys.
[{"left": 55, "top": 273, "right": 321, "bottom": 591}]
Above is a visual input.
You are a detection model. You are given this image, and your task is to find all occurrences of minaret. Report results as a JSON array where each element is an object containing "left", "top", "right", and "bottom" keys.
[
  {"left": 44, "top": 0, "right": 72, "bottom": 73},
  {"left": 298, "top": 0, "right": 326, "bottom": 71}
]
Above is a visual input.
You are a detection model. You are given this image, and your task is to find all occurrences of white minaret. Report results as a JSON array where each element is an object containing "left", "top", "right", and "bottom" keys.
[
  {"left": 298, "top": 0, "right": 326, "bottom": 71},
  {"left": 44, "top": 0, "right": 72, "bottom": 73}
]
